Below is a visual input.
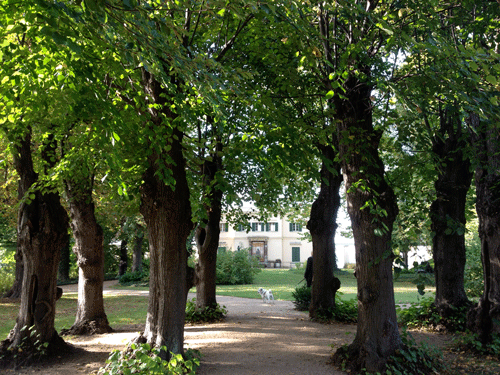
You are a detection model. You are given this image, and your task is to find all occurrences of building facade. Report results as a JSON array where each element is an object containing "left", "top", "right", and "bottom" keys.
[{"left": 218, "top": 216, "right": 312, "bottom": 268}]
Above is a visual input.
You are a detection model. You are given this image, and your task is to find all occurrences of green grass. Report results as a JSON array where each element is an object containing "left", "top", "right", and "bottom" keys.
[
  {"left": 214, "top": 268, "right": 435, "bottom": 304},
  {"left": 0, "top": 268, "right": 435, "bottom": 340},
  {"left": 0, "top": 293, "right": 150, "bottom": 341}
]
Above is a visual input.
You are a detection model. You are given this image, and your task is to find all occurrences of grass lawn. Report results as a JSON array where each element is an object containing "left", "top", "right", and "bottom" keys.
[
  {"left": 0, "top": 268, "right": 434, "bottom": 340},
  {"left": 215, "top": 268, "right": 435, "bottom": 304},
  {"left": 0, "top": 294, "right": 150, "bottom": 342}
]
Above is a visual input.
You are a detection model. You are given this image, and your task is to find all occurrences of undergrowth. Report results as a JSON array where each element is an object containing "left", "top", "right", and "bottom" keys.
[
  {"left": 185, "top": 298, "right": 227, "bottom": 323},
  {"left": 397, "top": 297, "right": 468, "bottom": 332},
  {"left": 99, "top": 343, "right": 200, "bottom": 375},
  {"left": 333, "top": 328, "right": 445, "bottom": 375},
  {"left": 292, "top": 285, "right": 358, "bottom": 323}
]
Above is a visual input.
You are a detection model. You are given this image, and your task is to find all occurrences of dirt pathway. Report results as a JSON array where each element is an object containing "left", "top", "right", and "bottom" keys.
[{"left": 5, "top": 281, "right": 452, "bottom": 375}]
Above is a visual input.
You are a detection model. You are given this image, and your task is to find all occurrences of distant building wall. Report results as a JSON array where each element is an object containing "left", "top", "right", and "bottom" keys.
[{"left": 217, "top": 215, "right": 312, "bottom": 268}]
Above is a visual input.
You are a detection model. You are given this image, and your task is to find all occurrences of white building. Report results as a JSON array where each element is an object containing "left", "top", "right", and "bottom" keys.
[{"left": 218, "top": 216, "right": 312, "bottom": 268}]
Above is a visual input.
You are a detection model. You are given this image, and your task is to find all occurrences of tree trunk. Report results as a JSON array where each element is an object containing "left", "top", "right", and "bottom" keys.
[
  {"left": 62, "top": 174, "right": 112, "bottom": 335},
  {"left": 4, "top": 129, "right": 69, "bottom": 353},
  {"left": 331, "top": 73, "right": 401, "bottom": 373},
  {"left": 58, "top": 242, "right": 71, "bottom": 282},
  {"left": 119, "top": 239, "right": 128, "bottom": 276},
  {"left": 467, "top": 114, "right": 500, "bottom": 344},
  {"left": 138, "top": 70, "right": 193, "bottom": 359},
  {"left": 430, "top": 106, "right": 472, "bottom": 317},
  {"left": 307, "top": 141, "right": 342, "bottom": 319},
  {"left": 131, "top": 228, "right": 144, "bottom": 273},
  {"left": 195, "top": 137, "right": 223, "bottom": 310}
]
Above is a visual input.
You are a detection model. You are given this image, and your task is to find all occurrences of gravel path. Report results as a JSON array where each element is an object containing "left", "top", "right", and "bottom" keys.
[
  {"left": 6, "top": 281, "right": 451, "bottom": 375},
  {"left": 57, "top": 280, "right": 351, "bottom": 375}
]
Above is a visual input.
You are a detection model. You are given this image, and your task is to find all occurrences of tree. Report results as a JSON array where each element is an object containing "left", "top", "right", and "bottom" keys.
[
  {"left": 307, "top": 140, "right": 342, "bottom": 319},
  {"left": 194, "top": 121, "right": 223, "bottom": 310},
  {"left": 63, "top": 149, "right": 113, "bottom": 335},
  {"left": 467, "top": 113, "right": 500, "bottom": 345},
  {"left": 4, "top": 128, "right": 70, "bottom": 351},
  {"left": 278, "top": 2, "right": 403, "bottom": 370},
  {"left": 429, "top": 106, "right": 472, "bottom": 316},
  {"left": 0, "top": 1, "right": 77, "bottom": 353}
]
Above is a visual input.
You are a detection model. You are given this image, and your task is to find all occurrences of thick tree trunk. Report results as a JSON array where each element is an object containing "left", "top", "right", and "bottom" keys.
[
  {"left": 138, "top": 70, "right": 193, "bottom": 359},
  {"left": 467, "top": 114, "right": 500, "bottom": 344},
  {"left": 307, "top": 142, "right": 342, "bottom": 319},
  {"left": 331, "top": 74, "right": 401, "bottom": 373},
  {"left": 119, "top": 239, "right": 128, "bottom": 276},
  {"left": 62, "top": 175, "right": 112, "bottom": 335},
  {"left": 131, "top": 228, "right": 144, "bottom": 273},
  {"left": 195, "top": 138, "right": 223, "bottom": 310},
  {"left": 430, "top": 107, "right": 472, "bottom": 317},
  {"left": 3, "top": 129, "right": 69, "bottom": 353}
]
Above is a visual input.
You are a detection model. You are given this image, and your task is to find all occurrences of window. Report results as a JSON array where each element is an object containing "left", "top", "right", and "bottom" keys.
[
  {"left": 260, "top": 222, "right": 266, "bottom": 232},
  {"left": 236, "top": 224, "right": 245, "bottom": 232},
  {"left": 292, "top": 247, "right": 300, "bottom": 262},
  {"left": 252, "top": 222, "right": 259, "bottom": 232},
  {"left": 289, "top": 223, "right": 302, "bottom": 232},
  {"left": 264, "top": 222, "right": 278, "bottom": 232},
  {"left": 220, "top": 223, "right": 229, "bottom": 232}
]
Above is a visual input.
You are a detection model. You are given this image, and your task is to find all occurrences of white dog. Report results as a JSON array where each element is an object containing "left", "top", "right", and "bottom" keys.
[{"left": 258, "top": 287, "right": 274, "bottom": 304}]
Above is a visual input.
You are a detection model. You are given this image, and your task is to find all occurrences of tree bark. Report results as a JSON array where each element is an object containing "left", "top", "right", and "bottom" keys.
[
  {"left": 138, "top": 70, "right": 193, "bottom": 359},
  {"left": 62, "top": 174, "right": 112, "bottom": 335},
  {"left": 3, "top": 129, "right": 69, "bottom": 353},
  {"left": 131, "top": 227, "right": 144, "bottom": 273},
  {"left": 195, "top": 136, "right": 223, "bottom": 310},
  {"left": 467, "top": 114, "right": 500, "bottom": 344},
  {"left": 307, "top": 141, "right": 342, "bottom": 319},
  {"left": 119, "top": 238, "right": 128, "bottom": 276},
  {"left": 429, "top": 106, "right": 472, "bottom": 317},
  {"left": 331, "top": 72, "right": 401, "bottom": 373}
]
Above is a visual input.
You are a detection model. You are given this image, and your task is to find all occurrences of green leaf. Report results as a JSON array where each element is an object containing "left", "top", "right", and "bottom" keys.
[
  {"left": 486, "top": 75, "right": 497, "bottom": 85},
  {"left": 468, "top": 61, "right": 478, "bottom": 71},
  {"left": 325, "top": 90, "right": 334, "bottom": 99}
]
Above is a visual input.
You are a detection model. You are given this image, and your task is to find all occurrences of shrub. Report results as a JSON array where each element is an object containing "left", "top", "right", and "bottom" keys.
[
  {"left": 0, "top": 264, "right": 14, "bottom": 296},
  {"left": 385, "top": 328, "right": 446, "bottom": 375},
  {"left": 292, "top": 284, "right": 311, "bottom": 311},
  {"left": 292, "top": 285, "right": 358, "bottom": 323},
  {"left": 185, "top": 298, "right": 227, "bottom": 323},
  {"left": 99, "top": 343, "right": 200, "bottom": 375},
  {"left": 216, "top": 248, "right": 260, "bottom": 285},
  {"left": 119, "top": 269, "right": 149, "bottom": 285},
  {"left": 397, "top": 297, "right": 468, "bottom": 332},
  {"left": 334, "top": 328, "right": 445, "bottom": 375},
  {"left": 453, "top": 332, "right": 500, "bottom": 357}
]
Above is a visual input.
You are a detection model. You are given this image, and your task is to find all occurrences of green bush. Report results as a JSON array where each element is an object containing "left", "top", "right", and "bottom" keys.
[
  {"left": 292, "top": 284, "right": 311, "bottom": 311},
  {"left": 100, "top": 343, "right": 200, "bottom": 375},
  {"left": 119, "top": 269, "right": 149, "bottom": 285},
  {"left": 0, "top": 264, "right": 14, "bottom": 296},
  {"left": 185, "top": 298, "right": 227, "bottom": 323},
  {"left": 215, "top": 248, "right": 260, "bottom": 285},
  {"left": 292, "top": 285, "right": 358, "bottom": 323},
  {"left": 453, "top": 332, "right": 500, "bottom": 357},
  {"left": 397, "top": 297, "right": 468, "bottom": 332},
  {"left": 385, "top": 328, "right": 445, "bottom": 375},
  {"left": 334, "top": 328, "right": 445, "bottom": 375}
]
